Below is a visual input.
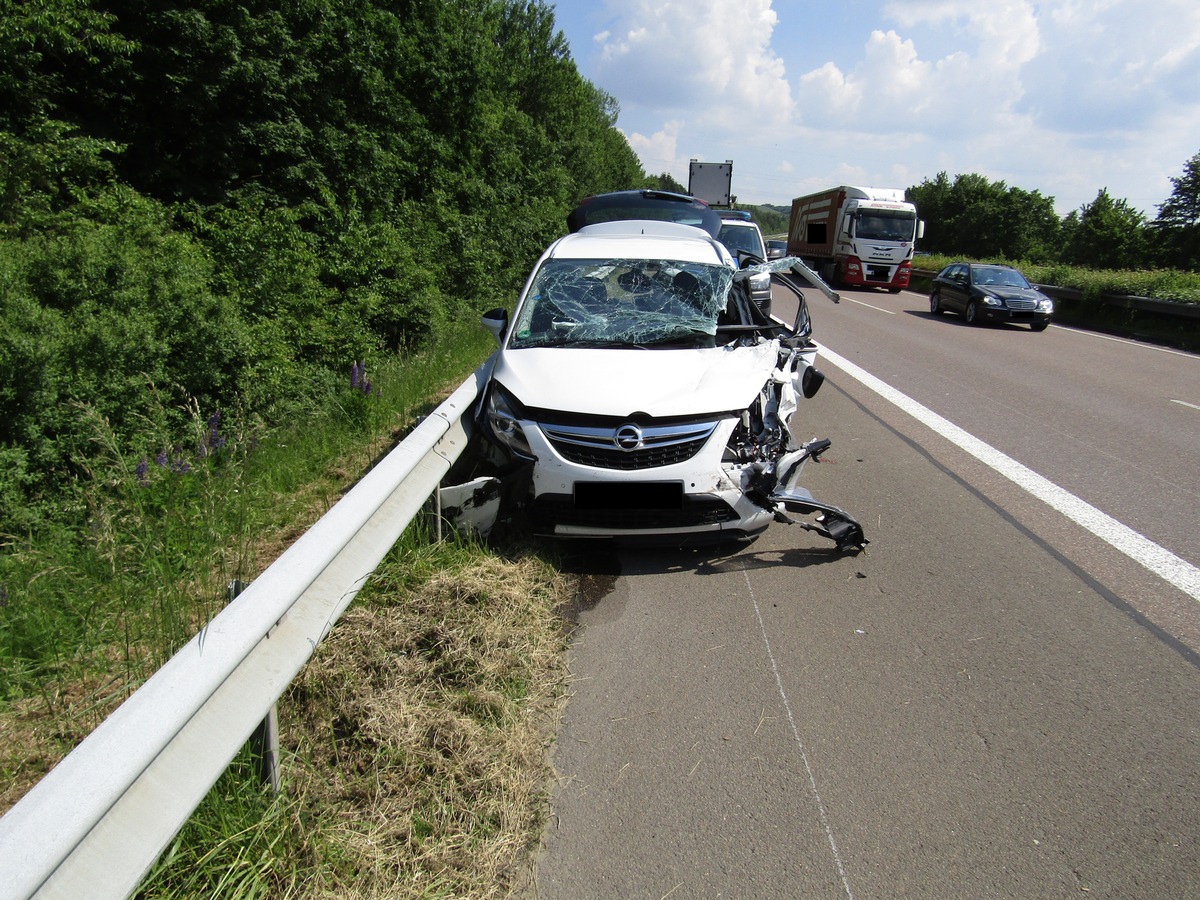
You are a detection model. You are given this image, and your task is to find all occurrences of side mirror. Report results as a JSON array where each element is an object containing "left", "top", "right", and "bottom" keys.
[
  {"left": 916, "top": 220, "right": 926, "bottom": 240},
  {"left": 481, "top": 308, "right": 508, "bottom": 344},
  {"left": 802, "top": 365, "right": 825, "bottom": 399}
]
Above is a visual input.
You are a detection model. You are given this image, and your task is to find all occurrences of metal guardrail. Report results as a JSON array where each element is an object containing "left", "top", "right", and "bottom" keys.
[{"left": 0, "top": 360, "right": 493, "bottom": 899}]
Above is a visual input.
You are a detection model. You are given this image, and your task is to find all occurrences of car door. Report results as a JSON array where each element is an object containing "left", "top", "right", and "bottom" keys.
[{"left": 942, "top": 264, "right": 968, "bottom": 311}]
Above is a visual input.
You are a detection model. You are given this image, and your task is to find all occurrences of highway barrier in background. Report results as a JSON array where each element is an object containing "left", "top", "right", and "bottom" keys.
[{"left": 912, "top": 268, "right": 1200, "bottom": 352}]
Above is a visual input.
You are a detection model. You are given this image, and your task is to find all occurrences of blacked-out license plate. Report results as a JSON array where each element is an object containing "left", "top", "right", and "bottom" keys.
[{"left": 573, "top": 481, "right": 683, "bottom": 510}]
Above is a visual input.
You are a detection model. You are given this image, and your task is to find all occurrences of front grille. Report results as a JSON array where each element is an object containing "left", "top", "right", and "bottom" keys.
[
  {"left": 531, "top": 494, "right": 739, "bottom": 531},
  {"left": 542, "top": 421, "right": 717, "bottom": 471},
  {"left": 551, "top": 436, "right": 711, "bottom": 469},
  {"left": 1005, "top": 297, "right": 1037, "bottom": 310}
]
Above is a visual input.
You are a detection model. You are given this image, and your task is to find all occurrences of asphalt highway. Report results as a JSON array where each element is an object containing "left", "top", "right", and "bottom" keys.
[{"left": 531, "top": 280, "right": 1200, "bottom": 898}]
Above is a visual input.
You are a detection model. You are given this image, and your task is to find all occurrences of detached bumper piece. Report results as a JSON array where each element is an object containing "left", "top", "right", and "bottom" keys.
[
  {"left": 745, "top": 436, "right": 869, "bottom": 553},
  {"left": 770, "top": 486, "right": 869, "bottom": 553}
]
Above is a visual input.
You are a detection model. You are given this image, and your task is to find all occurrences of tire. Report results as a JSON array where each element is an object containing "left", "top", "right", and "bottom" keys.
[
  {"left": 930, "top": 291, "right": 944, "bottom": 315},
  {"left": 965, "top": 300, "right": 980, "bottom": 325},
  {"left": 1030, "top": 320, "right": 1049, "bottom": 332}
]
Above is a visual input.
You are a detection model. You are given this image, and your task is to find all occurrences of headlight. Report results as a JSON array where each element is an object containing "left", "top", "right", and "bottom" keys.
[
  {"left": 981, "top": 293, "right": 1002, "bottom": 306},
  {"left": 485, "top": 384, "right": 534, "bottom": 458},
  {"left": 749, "top": 272, "right": 770, "bottom": 291},
  {"left": 1038, "top": 297, "right": 1054, "bottom": 312}
]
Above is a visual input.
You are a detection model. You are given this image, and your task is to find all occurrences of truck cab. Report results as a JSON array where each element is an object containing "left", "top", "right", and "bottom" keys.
[{"left": 787, "top": 186, "right": 925, "bottom": 292}]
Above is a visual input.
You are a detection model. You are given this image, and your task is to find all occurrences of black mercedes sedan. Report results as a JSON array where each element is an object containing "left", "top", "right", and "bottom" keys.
[{"left": 929, "top": 262, "right": 1053, "bottom": 331}]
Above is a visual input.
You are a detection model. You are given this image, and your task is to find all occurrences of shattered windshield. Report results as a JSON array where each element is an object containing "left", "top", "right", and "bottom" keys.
[{"left": 507, "top": 258, "right": 734, "bottom": 349}]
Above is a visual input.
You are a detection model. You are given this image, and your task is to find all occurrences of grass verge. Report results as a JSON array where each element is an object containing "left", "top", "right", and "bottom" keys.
[
  {"left": 136, "top": 535, "right": 571, "bottom": 899},
  {"left": 3, "top": 322, "right": 577, "bottom": 896}
]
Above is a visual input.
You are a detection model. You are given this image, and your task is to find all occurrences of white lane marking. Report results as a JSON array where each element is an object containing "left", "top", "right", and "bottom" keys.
[
  {"left": 1054, "top": 326, "right": 1199, "bottom": 359},
  {"left": 742, "top": 564, "right": 855, "bottom": 900},
  {"left": 818, "top": 345, "right": 1200, "bottom": 604},
  {"left": 841, "top": 296, "right": 896, "bottom": 315},
  {"left": 1170, "top": 399, "right": 1200, "bottom": 411}
]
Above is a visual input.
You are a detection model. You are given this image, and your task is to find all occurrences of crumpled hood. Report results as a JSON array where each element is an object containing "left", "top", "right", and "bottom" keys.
[{"left": 493, "top": 343, "right": 780, "bottom": 418}]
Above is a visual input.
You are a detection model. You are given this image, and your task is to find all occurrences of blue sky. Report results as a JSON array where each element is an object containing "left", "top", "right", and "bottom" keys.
[{"left": 550, "top": 0, "right": 1200, "bottom": 217}]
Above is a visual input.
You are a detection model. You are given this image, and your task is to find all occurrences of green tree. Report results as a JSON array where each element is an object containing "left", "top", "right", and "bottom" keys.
[
  {"left": 0, "top": 0, "right": 135, "bottom": 130},
  {"left": 1153, "top": 149, "right": 1200, "bottom": 270},
  {"left": 1065, "top": 188, "right": 1148, "bottom": 269},
  {"left": 0, "top": 0, "right": 652, "bottom": 529},
  {"left": 648, "top": 172, "right": 687, "bottom": 193},
  {"left": 907, "top": 172, "right": 1060, "bottom": 260}
]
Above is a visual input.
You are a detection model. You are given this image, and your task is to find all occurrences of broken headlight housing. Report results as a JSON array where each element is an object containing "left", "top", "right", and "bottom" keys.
[{"left": 484, "top": 383, "right": 534, "bottom": 459}]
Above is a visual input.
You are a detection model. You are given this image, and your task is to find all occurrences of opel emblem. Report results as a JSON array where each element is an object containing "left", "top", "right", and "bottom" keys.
[{"left": 614, "top": 424, "right": 643, "bottom": 451}]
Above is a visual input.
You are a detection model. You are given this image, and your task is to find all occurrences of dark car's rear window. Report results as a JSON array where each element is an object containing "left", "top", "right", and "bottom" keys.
[{"left": 567, "top": 191, "right": 721, "bottom": 238}]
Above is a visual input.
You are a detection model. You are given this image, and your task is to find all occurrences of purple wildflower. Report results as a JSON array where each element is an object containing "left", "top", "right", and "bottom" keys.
[
  {"left": 136, "top": 456, "right": 150, "bottom": 485},
  {"left": 205, "top": 411, "right": 226, "bottom": 453}
]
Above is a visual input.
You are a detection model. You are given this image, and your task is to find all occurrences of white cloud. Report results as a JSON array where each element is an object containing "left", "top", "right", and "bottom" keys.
[
  {"left": 556, "top": 0, "right": 1200, "bottom": 215},
  {"left": 586, "top": 0, "right": 793, "bottom": 125},
  {"left": 625, "top": 120, "right": 684, "bottom": 175},
  {"left": 794, "top": 2, "right": 1037, "bottom": 135}
]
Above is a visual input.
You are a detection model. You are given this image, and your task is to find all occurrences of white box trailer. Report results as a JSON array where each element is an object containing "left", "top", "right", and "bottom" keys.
[{"left": 688, "top": 160, "right": 734, "bottom": 207}]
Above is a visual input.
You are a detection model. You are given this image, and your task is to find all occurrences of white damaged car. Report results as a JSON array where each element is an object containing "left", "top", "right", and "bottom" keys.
[{"left": 459, "top": 190, "right": 866, "bottom": 550}]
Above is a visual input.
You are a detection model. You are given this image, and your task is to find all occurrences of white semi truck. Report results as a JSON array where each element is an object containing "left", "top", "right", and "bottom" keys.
[{"left": 786, "top": 186, "right": 924, "bottom": 292}]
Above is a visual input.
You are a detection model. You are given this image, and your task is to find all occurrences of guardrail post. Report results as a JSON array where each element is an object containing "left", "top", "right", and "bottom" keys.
[{"left": 228, "top": 579, "right": 280, "bottom": 793}]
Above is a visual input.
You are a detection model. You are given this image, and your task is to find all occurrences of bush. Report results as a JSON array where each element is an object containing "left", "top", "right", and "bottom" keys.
[{"left": 0, "top": 187, "right": 250, "bottom": 530}]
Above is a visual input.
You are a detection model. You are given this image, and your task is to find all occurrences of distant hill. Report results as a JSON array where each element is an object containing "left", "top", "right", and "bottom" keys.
[{"left": 741, "top": 203, "right": 788, "bottom": 236}]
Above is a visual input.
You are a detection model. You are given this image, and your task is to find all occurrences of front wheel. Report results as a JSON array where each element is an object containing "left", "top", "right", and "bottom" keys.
[
  {"left": 1030, "top": 320, "right": 1049, "bottom": 332},
  {"left": 964, "top": 300, "right": 980, "bottom": 325},
  {"left": 930, "top": 291, "right": 944, "bottom": 315}
]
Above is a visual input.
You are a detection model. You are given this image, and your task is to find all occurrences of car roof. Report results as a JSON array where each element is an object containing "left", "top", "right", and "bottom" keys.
[
  {"left": 548, "top": 221, "right": 730, "bottom": 266},
  {"left": 567, "top": 190, "right": 722, "bottom": 239}
]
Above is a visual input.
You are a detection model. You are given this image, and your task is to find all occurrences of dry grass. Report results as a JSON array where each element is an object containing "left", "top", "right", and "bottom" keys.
[
  {"left": 279, "top": 549, "right": 573, "bottom": 898},
  {"left": 0, "top": 661, "right": 133, "bottom": 812}
]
